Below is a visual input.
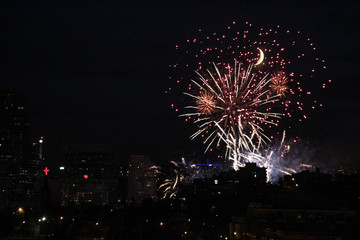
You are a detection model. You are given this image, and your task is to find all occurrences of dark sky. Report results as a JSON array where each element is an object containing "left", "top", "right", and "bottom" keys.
[{"left": 1, "top": 1, "right": 359, "bottom": 167}]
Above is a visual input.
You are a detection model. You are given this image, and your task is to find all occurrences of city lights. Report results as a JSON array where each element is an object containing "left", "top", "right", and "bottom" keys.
[{"left": 18, "top": 207, "right": 24, "bottom": 213}]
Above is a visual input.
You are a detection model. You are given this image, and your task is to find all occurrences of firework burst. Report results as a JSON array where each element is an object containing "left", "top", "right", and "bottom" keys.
[
  {"left": 169, "top": 21, "right": 329, "bottom": 180},
  {"left": 169, "top": 21, "right": 330, "bottom": 130},
  {"left": 181, "top": 61, "right": 282, "bottom": 153},
  {"left": 270, "top": 71, "right": 288, "bottom": 97},
  {"left": 157, "top": 161, "right": 181, "bottom": 199},
  {"left": 196, "top": 91, "right": 216, "bottom": 115}
]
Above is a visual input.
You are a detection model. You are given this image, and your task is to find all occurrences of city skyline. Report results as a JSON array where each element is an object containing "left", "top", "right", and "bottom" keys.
[
  {"left": 0, "top": 1, "right": 359, "bottom": 168},
  {"left": 1, "top": 2, "right": 360, "bottom": 239}
]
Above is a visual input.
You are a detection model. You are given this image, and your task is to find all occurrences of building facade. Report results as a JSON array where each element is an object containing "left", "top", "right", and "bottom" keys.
[
  {"left": 63, "top": 145, "right": 121, "bottom": 206},
  {"left": 0, "top": 91, "right": 29, "bottom": 205},
  {"left": 128, "top": 155, "right": 157, "bottom": 205}
]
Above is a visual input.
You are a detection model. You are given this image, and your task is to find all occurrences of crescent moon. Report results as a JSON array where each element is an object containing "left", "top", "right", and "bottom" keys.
[{"left": 255, "top": 48, "right": 264, "bottom": 66}]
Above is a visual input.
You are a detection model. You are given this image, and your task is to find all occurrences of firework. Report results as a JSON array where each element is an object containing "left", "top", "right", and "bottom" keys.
[
  {"left": 169, "top": 21, "right": 329, "bottom": 180},
  {"left": 218, "top": 128, "right": 294, "bottom": 181},
  {"left": 196, "top": 91, "right": 216, "bottom": 115},
  {"left": 181, "top": 61, "right": 282, "bottom": 154},
  {"left": 157, "top": 161, "right": 181, "bottom": 199},
  {"left": 170, "top": 21, "right": 329, "bottom": 130},
  {"left": 237, "top": 131, "right": 316, "bottom": 182},
  {"left": 270, "top": 71, "right": 288, "bottom": 97}
]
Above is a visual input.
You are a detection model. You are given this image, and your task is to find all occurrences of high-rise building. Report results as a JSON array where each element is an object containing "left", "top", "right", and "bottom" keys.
[
  {"left": 128, "top": 155, "right": 157, "bottom": 205},
  {"left": 28, "top": 137, "right": 44, "bottom": 186},
  {"left": 0, "top": 91, "right": 29, "bottom": 205},
  {"left": 29, "top": 136, "right": 53, "bottom": 209}
]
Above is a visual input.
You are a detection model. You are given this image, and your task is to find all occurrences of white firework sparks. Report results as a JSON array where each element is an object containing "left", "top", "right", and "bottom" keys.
[
  {"left": 181, "top": 61, "right": 282, "bottom": 169},
  {"left": 158, "top": 161, "right": 181, "bottom": 199}
]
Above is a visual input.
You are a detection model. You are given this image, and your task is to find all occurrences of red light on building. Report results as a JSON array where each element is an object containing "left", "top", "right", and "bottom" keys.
[
  {"left": 83, "top": 175, "right": 88, "bottom": 179},
  {"left": 44, "top": 167, "right": 49, "bottom": 175}
]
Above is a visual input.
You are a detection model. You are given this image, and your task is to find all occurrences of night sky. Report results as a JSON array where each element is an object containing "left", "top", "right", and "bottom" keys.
[{"left": 1, "top": 1, "right": 359, "bottom": 167}]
